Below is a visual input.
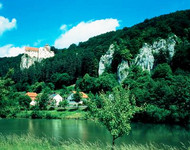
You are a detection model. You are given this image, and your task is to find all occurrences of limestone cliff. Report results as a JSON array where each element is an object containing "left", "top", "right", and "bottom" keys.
[
  {"left": 98, "top": 35, "right": 178, "bottom": 83},
  {"left": 98, "top": 44, "right": 115, "bottom": 75},
  {"left": 118, "top": 35, "right": 178, "bottom": 82},
  {"left": 117, "top": 60, "right": 130, "bottom": 83},
  {"left": 20, "top": 55, "right": 38, "bottom": 70},
  {"left": 134, "top": 35, "right": 177, "bottom": 72},
  {"left": 20, "top": 45, "right": 54, "bottom": 70}
]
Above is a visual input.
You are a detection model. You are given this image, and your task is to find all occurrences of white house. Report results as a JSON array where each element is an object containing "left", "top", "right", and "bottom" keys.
[
  {"left": 67, "top": 91, "right": 89, "bottom": 106},
  {"left": 49, "top": 94, "right": 63, "bottom": 106}
]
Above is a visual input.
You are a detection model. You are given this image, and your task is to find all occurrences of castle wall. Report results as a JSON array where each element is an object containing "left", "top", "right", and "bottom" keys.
[
  {"left": 39, "top": 47, "right": 54, "bottom": 59},
  {"left": 24, "top": 45, "right": 54, "bottom": 59},
  {"left": 25, "top": 50, "right": 38, "bottom": 58}
]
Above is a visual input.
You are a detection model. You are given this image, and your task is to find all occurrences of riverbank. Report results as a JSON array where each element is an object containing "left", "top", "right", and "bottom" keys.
[
  {"left": 16, "top": 110, "right": 88, "bottom": 119},
  {"left": 0, "top": 134, "right": 185, "bottom": 150}
]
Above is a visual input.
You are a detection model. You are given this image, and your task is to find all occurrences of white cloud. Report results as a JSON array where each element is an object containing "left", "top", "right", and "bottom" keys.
[
  {"left": 0, "top": 44, "right": 25, "bottom": 57},
  {"left": 0, "top": 3, "right": 2, "bottom": 9},
  {"left": 54, "top": 19, "right": 119, "bottom": 48},
  {"left": 0, "top": 16, "right": 17, "bottom": 36}
]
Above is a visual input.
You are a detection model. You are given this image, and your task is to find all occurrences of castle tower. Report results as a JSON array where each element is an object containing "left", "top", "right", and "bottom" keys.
[{"left": 44, "top": 44, "right": 51, "bottom": 51}]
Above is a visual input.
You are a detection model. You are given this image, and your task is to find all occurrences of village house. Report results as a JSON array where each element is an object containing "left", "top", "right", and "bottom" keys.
[
  {"left": 67, "top": 91, "right": 88, "bottom": 106},
  {"left": 49, "top": 94, "right": 63, "bottom": 107},
  {"left": 26, "top": 92, "right": 38, "bottom": 106}
]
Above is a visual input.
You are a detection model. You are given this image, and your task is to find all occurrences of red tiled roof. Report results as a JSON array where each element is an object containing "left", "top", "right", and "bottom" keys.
[
  {"left": 26, "top": 92, "right": 37, "bottom": 97},
  {"left": 72, "top": 91, "right": 88, "bottom": 98},
  {"left": 25, "top": 47, "right": 39, "bottom": 51}
]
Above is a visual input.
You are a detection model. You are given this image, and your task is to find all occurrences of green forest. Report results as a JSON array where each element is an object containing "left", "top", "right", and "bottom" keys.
[{"left": 0, "top": 10, "right": 189, "bottom": 125}]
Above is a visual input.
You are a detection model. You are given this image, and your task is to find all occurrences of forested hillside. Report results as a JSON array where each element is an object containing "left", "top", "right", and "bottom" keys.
[{"left": 0, "top": 10, "right": 189, "bottom": 124}]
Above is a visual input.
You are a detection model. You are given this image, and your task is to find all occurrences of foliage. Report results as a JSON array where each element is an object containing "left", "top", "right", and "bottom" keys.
[
  {"left": 51, "top": 73, "right": 71, "bottom": 89},
  {"left": 123, "top": 64, "right": 190, "bottom": 124},
  {"left": 36, "top": 92, "right": 49, "bottom": 110},
  {"left": 59, "top": 100, "right": 68, "bottom": 108},
  {"left": 152, "top": 63, "right": 172, "bottom": 79},
  {"left": 73, "top": 91, "right": 81, "bottom": 102},
  {"left": 31, "top": 82, "right": 46, "bottom": 93},
  {"left": 88, "top": 87, "right": 140, "bottom": 147},
  {"left": 171, "top": 42, "right": 190, "bottom": 72},
  {"left": 76, "top": 73, "right": 118, "bottom": 93},
  {"left": 31, "top": 110, "right": 43, "bottom": 119},
  {"left": 17, "top": 94, "right": 31, "bottom": 110},
  {"left": 90, "top": 93, "right": 103, "bottom": 108},
  {"left": 0, "top": 69, "right": 20, "bottom": 118}
]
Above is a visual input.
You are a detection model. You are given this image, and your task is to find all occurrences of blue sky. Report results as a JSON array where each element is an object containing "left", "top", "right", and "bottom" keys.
[{"left": 0, "top": 0, "right": 190, "bottom": 57}]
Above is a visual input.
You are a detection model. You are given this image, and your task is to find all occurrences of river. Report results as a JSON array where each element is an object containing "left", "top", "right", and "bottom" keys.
[{"left": 0, "top": 119, "right": 189, "bottom": 148}]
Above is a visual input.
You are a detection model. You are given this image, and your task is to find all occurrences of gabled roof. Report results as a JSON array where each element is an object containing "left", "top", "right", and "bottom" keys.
[
  {"left": 26, "top": 92, "right": 37, "bottom": 97},
  {"left": 49, "top": 94, "right": 57, "bottom": 98},
  {"left": 49, "top": 93, "right": 62, "bottom": 98},
  {"left": 49, "top": 94, "right": 59, "bottom": 98},
  {"left": 72, "top": 91, "right": 88, "bottom": 99},
  {"left": 25, "top": 47, "right": 39, "bottom": 51}
]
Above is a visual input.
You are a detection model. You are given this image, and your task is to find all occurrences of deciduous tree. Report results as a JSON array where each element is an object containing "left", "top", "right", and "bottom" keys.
[{"left": 89, "top": 87, "right": 140, "bottom": 149}]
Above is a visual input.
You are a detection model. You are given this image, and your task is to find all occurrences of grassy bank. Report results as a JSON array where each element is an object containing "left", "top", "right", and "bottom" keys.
[
  {"left": 0, "top": 134, "right": 187, "bottom": 150},
  {"left": 16, "top": 110, "right": 88, "bottom": 119}
]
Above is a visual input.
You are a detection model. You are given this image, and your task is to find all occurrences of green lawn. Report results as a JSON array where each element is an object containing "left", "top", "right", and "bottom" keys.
[{"left": 16, "top": 110, "right": 88, "bottom": 119}]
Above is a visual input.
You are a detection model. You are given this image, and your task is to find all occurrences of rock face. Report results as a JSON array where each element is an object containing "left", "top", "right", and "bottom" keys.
[
  {"left": 98, "top": 44, "right": 115, "bottom": 76},
  {"left": 134, "top": 43, "right": 154, "bottom": 71},
  {"left": 99, "top": 35, "right": 178, "bottom": 83},
  {"left": 20, "top": 45, "right": 54, "bottom": 69},
  {"left": 117, "top": 60, "right": 130, "bottom": 83},
  {"left": 152, "top": 35, "right": 177, "bottom": 58},
  {"left": 134, "top": 35, "right": 177, "bottom": 72},
  {"left": 20, "top": 56, "right": 38, "bottom": 70}
]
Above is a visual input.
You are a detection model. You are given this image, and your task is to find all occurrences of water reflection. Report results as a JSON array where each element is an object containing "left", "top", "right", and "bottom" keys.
[{"left": 0, "top": 119, "right": 189, "bottom": 147}]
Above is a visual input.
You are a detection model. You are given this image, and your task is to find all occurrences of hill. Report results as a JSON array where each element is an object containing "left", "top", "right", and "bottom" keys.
[
  {"left": 0, "top": 10, "right": 189, "bottom": 124},
  {"left": 0, "top": 10, "right": 189, "bottom": 85}
]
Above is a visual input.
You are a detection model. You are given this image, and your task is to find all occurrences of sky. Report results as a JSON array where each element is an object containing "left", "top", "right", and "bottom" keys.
[{"left": 0, "top": 0, "right": 190, "bottom": 57}]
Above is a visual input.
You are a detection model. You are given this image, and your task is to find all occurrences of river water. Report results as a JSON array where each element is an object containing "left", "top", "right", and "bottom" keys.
[{"left": 0, "top": 119, "right": 189, "bottom": 148}]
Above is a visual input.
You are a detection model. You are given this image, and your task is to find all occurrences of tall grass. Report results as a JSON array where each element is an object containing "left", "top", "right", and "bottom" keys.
[{"left": 0, "top": 134, "right": 188, "bottom": 150}]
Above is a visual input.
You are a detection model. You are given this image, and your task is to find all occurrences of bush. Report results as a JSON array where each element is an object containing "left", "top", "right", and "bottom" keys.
[
  {"left": 45, "top": 113, "right": 57, "bottom": 119},
  {"left": 57, "top": 107, "right": 66, "bottom": 111},
  {"left": 48, "top": 106, "right": 55, "bottom": 110},
  {"left": 31, "top": 111, "right": 43, "bottom": 119}
]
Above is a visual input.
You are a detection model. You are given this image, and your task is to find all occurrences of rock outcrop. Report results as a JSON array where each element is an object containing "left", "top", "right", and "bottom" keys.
[
  {"left": 20, "top": 45, "right": 54, "bottom": 70},
  {"left": 152, "top": 35, "right": 177, "bottom": 58},
  {"left": 117, "top": 60, "right": 130, "bottom": 83},
  {"left": 134, "top": 35, "right": 177, "bottom": 72},
  {"left": 134, "top": 43, "right": 154, "bottom": 71},
  {"left": 20, "top": 55, "right": 38, "bottom": 70},
  {"left": 100, "top": 35, "right": 178, "bottom": 83},
  {"left": 98, "top": 44, "right": 115, "bottom": 76}
]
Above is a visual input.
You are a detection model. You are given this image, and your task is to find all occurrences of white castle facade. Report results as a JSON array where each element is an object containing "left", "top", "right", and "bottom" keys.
[
  {"left": 25, "top": 44, "right": 54, "bottom": 59},
  {"left": 20, "top": 45, "right": 55, "bottom": 69}
]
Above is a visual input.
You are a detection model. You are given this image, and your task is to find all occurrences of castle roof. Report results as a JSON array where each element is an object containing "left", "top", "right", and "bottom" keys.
[{"left": 25, "top": 47, "right": 39, "bottom": 51}]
